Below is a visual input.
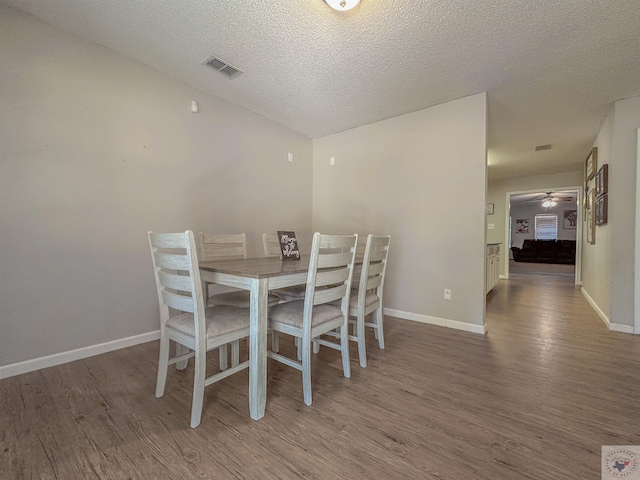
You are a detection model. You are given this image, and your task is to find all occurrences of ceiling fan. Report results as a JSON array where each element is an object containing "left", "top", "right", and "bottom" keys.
[{"left": 524, "top": 192, "right": 575, "bottom": 208}]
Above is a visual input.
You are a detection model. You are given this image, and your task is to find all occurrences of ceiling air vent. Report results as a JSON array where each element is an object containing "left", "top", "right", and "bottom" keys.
[
  {"left": 202, "top": 55, "right": 243, "bottom": 79},
  {"left": 535, "top": 144, "right": 552, "bottom": 151}
]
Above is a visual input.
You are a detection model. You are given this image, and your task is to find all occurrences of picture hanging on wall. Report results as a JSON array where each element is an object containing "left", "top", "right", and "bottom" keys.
[
  {"left": 587, "top": 189, "right": 596, "bottom": 244},
  {"left": 595, "top": 193, "right": 608, "bottom": 225},
  {"left": 515, "top": 218, "right": 529, "bottom": 234},
  {"left": 585, "top": 147, "right": 598, "bottom": 182},
  {"left": 563, "top": 209, "right": 577, "bottom": 229}
]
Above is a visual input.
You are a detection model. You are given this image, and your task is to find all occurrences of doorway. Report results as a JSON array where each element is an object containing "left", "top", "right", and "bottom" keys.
[{"left": 504, "top": 186, "right": 583, "bottom": 285}]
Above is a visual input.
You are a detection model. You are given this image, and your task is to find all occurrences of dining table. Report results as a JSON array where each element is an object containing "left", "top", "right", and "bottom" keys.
[{"left": 198, "top": 255, "right": 311, "bottom": 421}]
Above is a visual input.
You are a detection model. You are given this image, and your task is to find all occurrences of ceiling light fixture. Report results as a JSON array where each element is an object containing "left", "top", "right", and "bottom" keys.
[
  {"left": 542, "top": 199, "right": 557, "bottom": 208},
  {"left": 325, "top": 0, "right": 360, "bottom": 11}
]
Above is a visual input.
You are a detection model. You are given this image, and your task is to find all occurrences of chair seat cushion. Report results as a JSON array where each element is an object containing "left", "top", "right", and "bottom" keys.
[
  {"left": 272, "top": 284, "right": 306, "bottom": 299},
  {"left": 268, "top": 300, "right": 343, "bottom": 329},
  {"left": 330, "top": 292, "right": 379, "bottom": 309},
  {"left": 350, "top": 292, "right": 379, "bottom": 308},
  {"left": 166, "top": 305, "right": 250, "bottom": 339},
  {"left": 208, "top": 290, "right": 280, "bottom": 308}
]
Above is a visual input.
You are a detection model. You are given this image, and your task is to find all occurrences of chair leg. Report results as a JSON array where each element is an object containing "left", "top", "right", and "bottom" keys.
[
  {"left": 374, "top": 308, "right": 385, "bottom": 349},
  {"left": 301, "top": 337, "right": 312, "bottom": 406},
  {"left": 155, "top": 334, "right": 171, "bottom": 398},
  {"left": 356, "top": 312, "right": 367, "bottom": 368},
  {"left": 339, "top": 324, "right": 351, "bottom": 379},
  {"left": 190, "top": 349, "right": 206, "bottom": 428},
  {"left": 175, "top": 343, "right": 189, "bottom": 370},
  {"left": 271, "top": 330, "right": 280, "bottom": 353},
  {"left": 297, "top": 338, "right": 303, "bottom": 361},
  {"left": 231, "top": 340, "right": 240, "bottom": 367},
  {"left": 219, "top": 344, "right": 228, "bottom": 370},
  {"left": 312, "top": 339, "right": 320, "bottom": 354}
]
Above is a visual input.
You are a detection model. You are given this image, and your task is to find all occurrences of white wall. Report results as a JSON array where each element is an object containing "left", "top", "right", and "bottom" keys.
[
  {"left": 0, "top": 6, "right": 314, "bottom": 368},
  {"left": 487, "top": 171, "right": 583, "bottom": 276},
  {"left": 313, "top": 93, "right": 488, "bottom": 332},
  {"left": 582, "top": 95, "right": 640, "bottom": 329}
]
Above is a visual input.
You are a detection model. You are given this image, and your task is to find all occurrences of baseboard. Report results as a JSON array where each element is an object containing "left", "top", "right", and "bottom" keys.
[
  {"left": 581, "top": 288, "right": 634, "bottom": 334},
  {"left": 499, "top": 275, "right": 507, "bottom": 279},
  {"left": 0, "top": 330, "right": 160, "bottom": 381},
  {"left": 384, "top": 308, "right": 486, "bottom": 335}
]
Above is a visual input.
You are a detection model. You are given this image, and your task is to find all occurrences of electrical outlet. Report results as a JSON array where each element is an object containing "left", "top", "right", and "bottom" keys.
[
  {"left": 488, "top": 224, "right": 495, "bottom": 229},
  {"left": 444, "top": 289, "right": 452, "bottom": 301}
]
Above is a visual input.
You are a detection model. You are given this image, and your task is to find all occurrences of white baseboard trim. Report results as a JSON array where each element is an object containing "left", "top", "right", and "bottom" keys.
[
  {"left": 581, "top": 288, "right": 634, "bottom": 334},
  {"left": 499, "top": 275, "right": 507, "bottom": 279},
  {"left": 384, "top": 308, "right": 486, "bottom": 335},
  {"left": 0, "top": 330, "right": 160, "bottom": 381}
]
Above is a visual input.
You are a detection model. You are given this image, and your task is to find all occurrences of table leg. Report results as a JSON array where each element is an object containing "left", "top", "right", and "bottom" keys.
[{"left": 249, "top": 277, "right": 268, "bottom": 420}]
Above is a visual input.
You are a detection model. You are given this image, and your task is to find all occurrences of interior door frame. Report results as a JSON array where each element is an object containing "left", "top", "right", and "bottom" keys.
[{"left": 503, "top": 185, "right": 583, "bottom": 285}]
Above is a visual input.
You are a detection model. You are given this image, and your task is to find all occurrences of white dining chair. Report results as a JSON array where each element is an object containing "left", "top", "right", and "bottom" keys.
[
  {"left": 148, "top": 230, "right": 250, "bottom": 428},
  {"left": 345, "top": 234, "right": 391, "bottom": 367},
  {"left": 200, "top": 232, "right": 280, "bottom": 368},
  {"left": 267, "top": 232, "right": 358, "bottom": 406}
]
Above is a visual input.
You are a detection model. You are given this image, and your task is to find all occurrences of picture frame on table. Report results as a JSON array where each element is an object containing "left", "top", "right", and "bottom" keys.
[
  {"left": 585, "top": 147, "right": 598, "bottom": 182},
  {"left": 277, "top": 230, "right": 301, "bottom": 260}
]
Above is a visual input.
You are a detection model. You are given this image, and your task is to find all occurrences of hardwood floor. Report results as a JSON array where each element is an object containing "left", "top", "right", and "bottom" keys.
[{"left": 3, "top": 274, "right": 640, "bottom": 479}]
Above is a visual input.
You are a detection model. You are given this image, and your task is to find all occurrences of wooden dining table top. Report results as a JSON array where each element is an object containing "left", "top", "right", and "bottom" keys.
[{"left": 199, "top": 255, "right": 311, "bottom": 278}]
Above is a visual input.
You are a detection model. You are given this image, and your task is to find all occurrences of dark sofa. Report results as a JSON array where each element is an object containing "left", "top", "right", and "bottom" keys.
[{"left": 511, "top": 239, "right": 576, "bottom": 265}]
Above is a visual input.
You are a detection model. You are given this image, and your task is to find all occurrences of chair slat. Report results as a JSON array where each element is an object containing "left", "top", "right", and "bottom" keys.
[
  {"left": 162, "top": 290, "right": 195, "bottom": 313},
  {"left": 366, "top": 275, "right": 382, "bottom": 290},
  {"left": 154, "top": 253, "right": 191, "bottom": 270},
  {"left": 368, "top": 262, "right": 384, "bottom": 276},
  {"left": 369, "top": 249, "right": 387, "bottom": 262},
  {"left": 149, "top": 233, "right": 189, "bottom": 249},
  {"left": 320, "top": 235, "right": 358, "bottom": 250},
  {"left": 158, "top": 270, "right": 193, "bottom": 291},
  {"left": 316, "top": 268, "right": 350, "bottom": 287},
  {"left": 317, "top": 251, "right": 354, "bottom": 268},
  {"left": 313, "top": 284, "right": 347, "bottom": 305}
]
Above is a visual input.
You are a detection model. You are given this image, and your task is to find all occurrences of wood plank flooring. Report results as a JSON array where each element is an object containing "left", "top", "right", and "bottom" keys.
[{"left": 3, "top": 273, "right": 640, "bottom": 479}]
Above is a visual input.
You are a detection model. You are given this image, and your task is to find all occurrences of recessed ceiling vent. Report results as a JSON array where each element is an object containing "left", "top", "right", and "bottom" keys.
[
  {"left": 535, "top": 144, "right": 552, "bottom": 151},
  {"left": 202, "top": 55, "right": 243, "bottom": 79}
]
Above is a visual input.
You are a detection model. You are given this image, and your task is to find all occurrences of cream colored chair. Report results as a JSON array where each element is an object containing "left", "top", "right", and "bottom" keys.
[
  {"left": 267, "top": 233, "right": 358, "bottom": 406},
  {"left": 200, "top": 232, "right": 279, "bottom": 369},
  {"left": 199, "top": 233, "right": 280, "bottom": 309},
  {"left": 149, "top": 230, "right": 250, "bottom": 428},
  {"left": 346, "top": 234, "right": 391, "bottom": 367}
]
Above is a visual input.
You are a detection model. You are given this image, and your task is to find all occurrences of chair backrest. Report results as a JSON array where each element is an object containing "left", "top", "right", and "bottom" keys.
[
  {"left": 356, "top": 235, "right": 391, "bottom": 301},
  {"left": 262, "top": 233, "right": 282, "bottom": 258},
  {"left": 148, "top": 231, "right": 206, "bottom": 341},
  {"left": 199, "top": 233, "right": 247, "bottom": 261},
  {"left": 303, "top": 233, "right": 358, "bottom": 326}
]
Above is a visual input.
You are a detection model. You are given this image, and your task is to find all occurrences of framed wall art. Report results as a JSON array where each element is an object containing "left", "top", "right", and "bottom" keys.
[
  {"left": 595, "top": 164, "right": 608, "bottom": 198},
  {"left": 515, "top": 218, "right": 529, "bottom": 234},
  {"left": 563, "top": 209, "right": 577, "bottom": 229},
  {"left": 587, "top": 189, "right": 596, "bottom": 244},
  {"left": 585, "top": 147, "right": 598, "bottom": 182},
  {"left": 486, "top": 203, "right": 494, "bottom": 215},
  {"left": 595, "top": 193, "right": 608, "bottom": 225}
]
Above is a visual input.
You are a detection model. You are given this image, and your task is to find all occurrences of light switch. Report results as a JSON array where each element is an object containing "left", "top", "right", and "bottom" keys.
[
  {"left": 329, "top": 156, "right": 335, "bottom": 166},
  {"left": 288, "top": 152, "right": 293, "bottom": 163}
]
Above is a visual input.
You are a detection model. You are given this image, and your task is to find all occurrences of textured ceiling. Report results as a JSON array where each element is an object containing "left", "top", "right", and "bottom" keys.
[{"left": 3, "top": 0, "right": 640, "bottom": 179}]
